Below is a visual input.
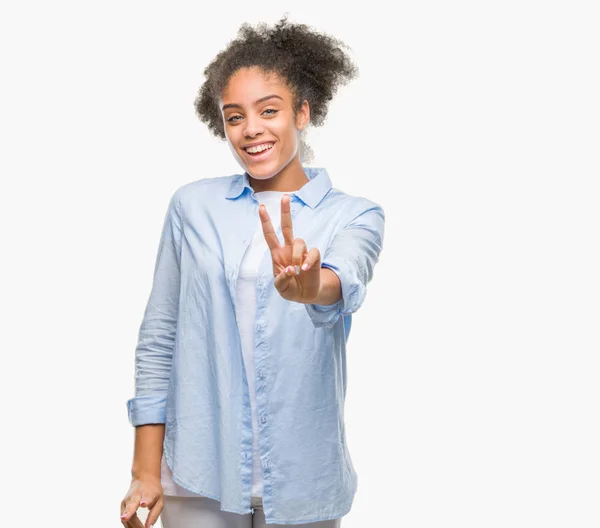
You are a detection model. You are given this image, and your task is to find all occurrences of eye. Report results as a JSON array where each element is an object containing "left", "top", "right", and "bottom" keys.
[{"left": 226, "top": 108, "right": 279, "bottom": 124}]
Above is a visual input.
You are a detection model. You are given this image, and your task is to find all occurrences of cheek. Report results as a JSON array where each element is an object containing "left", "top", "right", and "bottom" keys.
[
  {"left": 272, "top": 121, "right": 298, "bottom": 142},
  {"left": 224, "top": 125, "right": 235, "bottom": 140},
  {"left": 225, "top": 138, "right": 241, "bottom": 159},
  {"left": 225, "top": 129, "right": 242, "bottom": 151}
]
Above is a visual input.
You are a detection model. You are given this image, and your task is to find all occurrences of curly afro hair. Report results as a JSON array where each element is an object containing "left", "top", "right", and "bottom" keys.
[{"left": 193, "top": 14, "right": 359, "bottom": 164}]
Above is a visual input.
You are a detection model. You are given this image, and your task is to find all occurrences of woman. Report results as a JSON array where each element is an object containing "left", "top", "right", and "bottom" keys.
[{"left": 120, "top": 15, "right": 385, "bottom": 528}]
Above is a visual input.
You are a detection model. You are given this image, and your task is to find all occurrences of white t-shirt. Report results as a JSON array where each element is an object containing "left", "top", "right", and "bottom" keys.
[{"left": 160, "top": 190, "right": 289, "bottom": 499}]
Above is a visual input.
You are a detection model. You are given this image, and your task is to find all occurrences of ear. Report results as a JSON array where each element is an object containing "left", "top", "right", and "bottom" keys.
[{"left": 295, "top": 99, "right": 310, "bottom": 131}]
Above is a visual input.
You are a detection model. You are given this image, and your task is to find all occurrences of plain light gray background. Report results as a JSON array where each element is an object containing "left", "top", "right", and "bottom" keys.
[{"left": 1, "top": 2, "right": 598, "bottom": 527}]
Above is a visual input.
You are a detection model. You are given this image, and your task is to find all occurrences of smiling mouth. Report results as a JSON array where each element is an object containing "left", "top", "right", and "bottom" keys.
[
  {"left": 243, "top": 141, "right": 275, "bottom": 161},
  {"left": 244, "top": 142, "right": 274, "bottom": 154}
]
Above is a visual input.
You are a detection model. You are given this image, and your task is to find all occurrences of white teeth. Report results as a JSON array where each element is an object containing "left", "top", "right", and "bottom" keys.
[{"left": 246, "top": 143, "right": 273, "bottom": 154}]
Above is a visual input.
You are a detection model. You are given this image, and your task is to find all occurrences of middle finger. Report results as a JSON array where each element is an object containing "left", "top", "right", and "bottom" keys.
[{"left": 280, "top": 194, "right": 294, "bottom": 247}]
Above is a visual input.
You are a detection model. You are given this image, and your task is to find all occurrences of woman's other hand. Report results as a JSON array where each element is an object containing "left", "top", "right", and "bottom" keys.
[
  {"left": 120, "top": 474, "right": 163, "bottom": 528},
  {"left": 259, "top": 193, "right": 322, "bottom": 303}
]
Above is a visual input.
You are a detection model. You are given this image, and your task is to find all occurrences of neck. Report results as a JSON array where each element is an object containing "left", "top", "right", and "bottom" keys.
[{"left": 248, "top": 158, "right": 309, "bottom": 193}]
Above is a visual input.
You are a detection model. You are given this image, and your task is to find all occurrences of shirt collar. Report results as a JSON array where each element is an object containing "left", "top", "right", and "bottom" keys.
[{"left": 225, "top": 166, "right": 332, "bottom": 209}]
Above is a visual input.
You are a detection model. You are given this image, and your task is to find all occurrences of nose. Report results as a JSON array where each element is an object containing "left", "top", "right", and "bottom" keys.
[{"left": 243, "top": 114, "right": 263, "bottom": 138}]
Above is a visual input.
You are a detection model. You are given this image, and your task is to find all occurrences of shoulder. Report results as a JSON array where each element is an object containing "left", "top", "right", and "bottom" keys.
[
  {"left": 322, "top": 186, "right": 385, "bottom": 226},
  {"left": 170, "top": 174, "right": 239, "bottom": 211}
]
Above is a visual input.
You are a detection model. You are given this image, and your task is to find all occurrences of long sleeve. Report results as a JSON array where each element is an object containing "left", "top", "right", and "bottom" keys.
[
  {"left": 126, "top": 189, "right": 183, "bottom": 426},
  {"left": 304, "top": 202, "right": 385, "bottom": 328}
]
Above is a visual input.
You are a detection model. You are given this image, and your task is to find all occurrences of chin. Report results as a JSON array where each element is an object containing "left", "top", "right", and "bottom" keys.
[{"left": 245, "top": 161, "right": 283, "bottom": 180}]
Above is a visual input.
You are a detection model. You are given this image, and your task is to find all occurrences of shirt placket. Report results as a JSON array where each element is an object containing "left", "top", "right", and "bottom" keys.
[{"left": 228, "top": 192, "right": 306, "bottom": 513}]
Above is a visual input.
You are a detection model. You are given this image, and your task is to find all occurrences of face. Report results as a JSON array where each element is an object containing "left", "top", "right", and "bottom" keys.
[{"left": 220, "top": 67, "right": 309, "bottom": 180}]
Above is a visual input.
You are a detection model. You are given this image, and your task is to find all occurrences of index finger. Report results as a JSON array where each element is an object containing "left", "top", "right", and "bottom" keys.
[
  {"left": 280, "top": 194, "right": 293, "bottom": 247},
  {"left": 259, "top": 204, "right": 281, "bottom": 251}
]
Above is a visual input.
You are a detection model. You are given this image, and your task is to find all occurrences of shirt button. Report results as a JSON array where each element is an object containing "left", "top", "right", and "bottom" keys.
[
  {"left": 258, "top": 369, "right": 265, "bottom": 378},
  {"left": 263, "top": 459, "right": 270, "bottom": 469},
  {"left": 260, "top": 415, "right": 267, "bottom": 424},
  {"left": 256, "top": 321, "right": 265, "bottom": 331}
]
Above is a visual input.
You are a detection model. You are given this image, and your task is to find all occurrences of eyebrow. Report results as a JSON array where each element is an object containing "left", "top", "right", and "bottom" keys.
[{"left": 221, "top": 94, "right": 283, "bottom": 112}]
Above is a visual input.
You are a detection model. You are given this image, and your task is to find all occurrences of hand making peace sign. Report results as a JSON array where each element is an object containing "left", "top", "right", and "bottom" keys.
[{"left": 259, "top": 194, "right": 322, "bottom": 303}]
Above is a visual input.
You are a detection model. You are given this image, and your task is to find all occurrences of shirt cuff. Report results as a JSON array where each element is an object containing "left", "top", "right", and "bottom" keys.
[
  {"left": 126, "top": 394, "right": 167, "bottom": 426},
  {"left": 304, "top": 260, "right": 366, "bottom": 328}
]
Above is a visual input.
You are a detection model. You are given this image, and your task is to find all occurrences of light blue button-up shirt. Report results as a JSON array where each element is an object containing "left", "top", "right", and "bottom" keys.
[{"left": 126, "top": 166, "right": 385, "bottom": 524}]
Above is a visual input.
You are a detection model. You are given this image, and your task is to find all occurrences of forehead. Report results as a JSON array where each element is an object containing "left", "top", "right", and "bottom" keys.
[{"left": 221, "top": 67, "right": 291, "bottom": 104}]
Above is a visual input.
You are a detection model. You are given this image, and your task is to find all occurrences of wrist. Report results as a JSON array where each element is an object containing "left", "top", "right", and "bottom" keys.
[
  {"left": 310, "top": 267, "right": 341, "bottom": 306},
  {"left": 304, "top": 286, "right": 321, "bottom": 304},
  {"left": 131, "top": 467, "right": 161, "bottom": 482}
]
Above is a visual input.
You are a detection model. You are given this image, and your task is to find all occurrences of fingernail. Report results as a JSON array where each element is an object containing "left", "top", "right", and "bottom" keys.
[
  {"left": 121, "top": 513, "right": 127, "bottom": 518},
  {"left": 141, "top": 501, "right": 147, "bottom": 506},
  {"left": 301, "top": 263, "right": 308, "bottom": 271}
]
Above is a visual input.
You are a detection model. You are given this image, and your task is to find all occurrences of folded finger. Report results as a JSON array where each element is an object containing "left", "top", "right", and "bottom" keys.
[
  {"left": 292, "top": 238, "right": 307, "bottom": 268},
  {"left": 301, "top": 247, "right": 321, "bottom": 272}
]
